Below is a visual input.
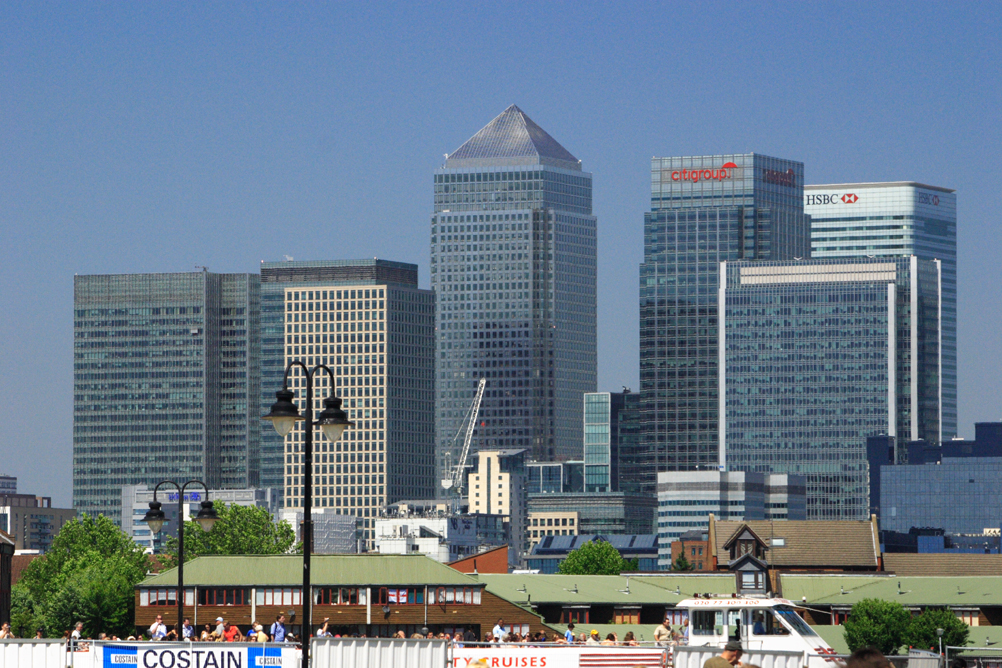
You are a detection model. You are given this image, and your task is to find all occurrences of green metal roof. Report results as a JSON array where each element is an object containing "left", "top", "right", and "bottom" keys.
[
  {"left": 140, "top": 554, "right": 479, "bottom": 588},
  {"left": 476, "top": 573, "right": 736, "bottom": 606},
  {"left": 781, "top": 575, "right": 1002, "bottom": 607}
]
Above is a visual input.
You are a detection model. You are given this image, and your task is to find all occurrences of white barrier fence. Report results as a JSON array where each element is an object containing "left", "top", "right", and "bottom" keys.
[
  {"left": 0, "top": 639, "right": 76, "bottom": 668},
  {"left": 312, "top": 637, "right": 449, "bottom": 668},
  {"left": 0, "top": 640, "right": 300, "bottom": 668},
  {"left": 675, "top": 645, "right": 808, "bottom": 668}
]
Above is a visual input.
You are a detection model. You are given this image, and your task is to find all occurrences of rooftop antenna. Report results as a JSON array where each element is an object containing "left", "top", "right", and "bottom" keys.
[{"left": 195, "top": 265, "right": 208, "bottom": 272}]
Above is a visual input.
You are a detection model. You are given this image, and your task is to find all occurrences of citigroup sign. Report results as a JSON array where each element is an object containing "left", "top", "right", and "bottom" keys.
[{"left": 663, "top": 161, "right": 740, "bottom": 184}]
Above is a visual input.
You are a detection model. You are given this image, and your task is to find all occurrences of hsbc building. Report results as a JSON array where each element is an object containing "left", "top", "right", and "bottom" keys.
[{"left": 805, "top": 181, "right": 958, "bottom": 440}]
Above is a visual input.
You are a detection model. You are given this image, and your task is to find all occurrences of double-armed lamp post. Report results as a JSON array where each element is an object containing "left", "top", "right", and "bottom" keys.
[
  {"left": 142, "top": 480, "right": 219, "bottom": 634},
  {"left": 263, "top": 361, "right": 352, "bottom": 668}
]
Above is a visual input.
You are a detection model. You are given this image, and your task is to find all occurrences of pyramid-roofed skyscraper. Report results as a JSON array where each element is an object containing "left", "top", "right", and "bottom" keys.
[{"left": 431, "top": 106, "right": 597, "bottom": 498}]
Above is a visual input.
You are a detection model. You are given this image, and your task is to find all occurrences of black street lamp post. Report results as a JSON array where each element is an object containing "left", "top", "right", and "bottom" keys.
[
  {"left": 143, "top": 480, "right": 219, "bottom": 635},
  {"left": 263, "top": 361, "right": 352, "bottom": 668}
]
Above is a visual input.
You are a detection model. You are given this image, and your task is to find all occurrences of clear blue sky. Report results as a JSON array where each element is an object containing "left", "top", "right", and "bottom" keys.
[{"left": 3, "top": 2, "right": 999, "bottom": 507}]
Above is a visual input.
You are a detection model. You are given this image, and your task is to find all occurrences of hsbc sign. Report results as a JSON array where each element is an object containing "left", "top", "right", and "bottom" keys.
[{"left": 805, "top": 192, "right": 859, "bottom": 206}]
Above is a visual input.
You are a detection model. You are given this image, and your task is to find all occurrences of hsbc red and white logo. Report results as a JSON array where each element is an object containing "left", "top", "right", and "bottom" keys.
[
  {"left": 805, "top": 192, "right": 859, "bottom": 206},
  {"left": 664, "top": 161, "right": 740, "bottom": 183}
]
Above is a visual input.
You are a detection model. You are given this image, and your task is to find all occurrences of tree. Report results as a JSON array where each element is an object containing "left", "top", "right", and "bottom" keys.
[
  {"left": 673, "top": 552, "right": 694, "bottom": 572},
  {"left": 843, "top": 598, "right": 912, "bottom": 655},
  {"left": 907, "top": 608, "right": 969, "bottom": 652},
  {"left": 159, "top": 502, "right": 296, "bottom": 568},
  {"left": 557, "top": 538, "right": 631, "bottom": 575},
  {"left": 13, "top": 514, "right": 150, "bottom": 638}
]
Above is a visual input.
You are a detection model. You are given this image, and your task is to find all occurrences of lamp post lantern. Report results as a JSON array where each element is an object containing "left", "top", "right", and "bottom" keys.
[
  {"left": 143, "top": 480, "right": 218, "bottom": 635},
  {"left": 264, "top": 361, "right": 351, "bottom": 668}
]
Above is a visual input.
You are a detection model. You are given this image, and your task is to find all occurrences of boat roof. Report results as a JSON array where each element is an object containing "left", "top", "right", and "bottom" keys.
[{"left": 677, "top": 596, "right": 796, "bottom": 608}]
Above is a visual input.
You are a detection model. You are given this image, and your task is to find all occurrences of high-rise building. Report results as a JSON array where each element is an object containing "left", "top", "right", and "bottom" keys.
[
  {"left": 432, "top": 105, "right": 597, "bottom": 482},
  {"left": 719, "top": 257, "right": 942, "bottom": 519},
  {"left": 259, "top": 259, "right": 435, "bottom": 547},
  {"left": 638, "top": 154, "right": 810, "bottom": 493},
  {"left": 0, "top": 494, "right": 75, "bottom": 552},
  {"left": 467, "top": 449, "right": 528, "bottom": 558},
  {"left": 583, "top": 390, "right": 640, "bottom": 493},
  {"left": 73, "top": 272, "right": 260, "bottom": 524},
  {"left": 656, "top": 471, "right": 807, "bottom": 568},
  {"left": 806, "top": 182, "right": 957, "bottom": 439}
]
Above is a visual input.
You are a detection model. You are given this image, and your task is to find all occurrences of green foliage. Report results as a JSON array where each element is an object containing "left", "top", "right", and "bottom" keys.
[
  {"left": 557, "top": 539, "right": 631, "bottom": 575},
  {"left": 159, "top": 502, "right": 296, "bottom": 568},
  {"left": 13, "top": 514, "right": 150, "bottom": 638},
  {"left": 843, "top": 598, "right": 912, "bottom": 655},
  {"left": 673, "top": 553, "right": 694, "bottom": 572},
  {"left": 907, "top": 608, "right": 969, "bottom": 651}
]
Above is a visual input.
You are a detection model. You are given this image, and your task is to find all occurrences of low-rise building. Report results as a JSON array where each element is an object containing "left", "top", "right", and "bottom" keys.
[
  {"left": 670, "top": 530, "right": 712, "bottom": 572},
  {"left": 135, "top": 554, "right": 553, "bottom": 638},
  {"left": 529, "top": 492, "right": 656, "bottom": 537},
  {"left": 527, "top": 461, "right": 583, "bottom": 495},
  {"left": 0, "top": 494, "right": 75, "bottom": 553},
  {"left": 374, "top": 513, "right": 509, "bottom": 564},
  {"left": 528, "top": 511, "right": 579, "bottom": 548},
  {"left": 526, "top": 534, "right": 659, "bottom": 574}
]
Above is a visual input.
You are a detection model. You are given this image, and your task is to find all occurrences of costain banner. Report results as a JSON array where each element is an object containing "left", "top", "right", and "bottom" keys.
[{"left": 97, "top": 643, "right": 296, "bottom": 668}]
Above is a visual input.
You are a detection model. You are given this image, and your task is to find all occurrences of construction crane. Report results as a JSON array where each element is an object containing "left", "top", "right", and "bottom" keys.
[{"left": 441, "top": 378, "right": 487, "bottom": 499}]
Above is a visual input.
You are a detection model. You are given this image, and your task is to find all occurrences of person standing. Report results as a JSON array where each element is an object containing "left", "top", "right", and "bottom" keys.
[
  {"left": 492, "top": 619, "right": 505, "bottom": 643},
  {"left": 214, "top": 617, "right": 226, "bottom": 637},
  {"left": 654, "top": 616, "right": 672, "bottom": 646},
  {"left": 564, "top": 622, "right": 576, "bottom": 643},
  {"left": 0, "top": 622, "right": 14, "bottom": 639},
  {"left": 149, "top": 616, "right": 167, "bottom": 641},
  {"left": 463, "top": 627, "right": 478, "bottom": 644},
  {"left": 181, "top": 618, "right": 194, "bottom": 640},
  {"left": 270, "top": 614, "right": 287, "bottom": 642}
]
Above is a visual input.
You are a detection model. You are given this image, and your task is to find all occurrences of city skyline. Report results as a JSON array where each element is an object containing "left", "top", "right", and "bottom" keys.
[{"left": 3, "top": 3, "right": 1001, "bottom": 505}]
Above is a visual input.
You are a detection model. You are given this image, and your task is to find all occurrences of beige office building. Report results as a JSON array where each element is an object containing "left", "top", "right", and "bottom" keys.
[
  {"left": 467, "top": 449, "right": 528, "bottom": 558},
  {"left": 264, "top": 260, "right": 435, "bottom": 548},
  {"left": 528, "top": 511, "right": 579, "bottom": 547}
]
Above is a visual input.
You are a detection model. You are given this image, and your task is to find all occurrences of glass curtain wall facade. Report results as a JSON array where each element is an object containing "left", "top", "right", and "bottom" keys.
[
  {"left": 583, "top": 391, "right": 639, "bottom": 492},
  {"left": 73, "top": 272, "right": 260, "bottom": 524},
  {"left": 720, "top": 257, "right": 942, "bottom": 519},
  {"left": 260, "top": 260, "right": 435, "bottom": 547},
  {"left": 432, "top": 105, "right": 597, "bottom": 486},
  {"left": 807, "top": 182, "right": 957, "bottom": 439},
  {"left": 636, "top": 154, "right": 810, "bottom": 494}
]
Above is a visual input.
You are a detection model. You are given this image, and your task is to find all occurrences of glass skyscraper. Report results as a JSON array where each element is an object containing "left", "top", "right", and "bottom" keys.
[
  {"left": 73, "top": 272, "right": 260, "bottom": 524},
  {"left": 806, "top": 182, "right": 957, "bottom": 439},
  {"left": 259, "top": 259, "right": 435, "bottom": 546},
  {"left": 720, "top": 257, "right": 942, "bottom": 519},
  {"left": 583, "top": 390, "right": 640, "bottom": 493},
  {"left": 431, "top": 105, "right": 597, "bottom": 484},
  {"left": 636, "top": 154, "right": 810, "bottom": 494}
]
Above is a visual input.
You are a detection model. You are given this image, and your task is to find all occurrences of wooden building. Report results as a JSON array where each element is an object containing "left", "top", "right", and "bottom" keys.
[{"left": 135, "top": 554, "right": 553, "bottom": 639}]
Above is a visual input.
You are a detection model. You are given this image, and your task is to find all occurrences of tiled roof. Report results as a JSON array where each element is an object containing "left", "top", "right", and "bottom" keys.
[
  {"left": 11, "top": 553, "right": 39, "bottom": 586},
  {"left": 139, "top": 554, "right": 478, "bottom": 587},
  {"left": 710, "top": 518, "right": 879, "bottom": 568},
  {"left": 883, "top": 553, "right": 1002, "bottom": 576},
  {"left": 447, "top": 105, "right": 579, "bottom": 167}
]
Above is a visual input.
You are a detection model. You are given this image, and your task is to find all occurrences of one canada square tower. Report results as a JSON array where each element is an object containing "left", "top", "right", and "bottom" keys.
[{"left": 431, "top": 105, "right": 597, "bottom": 484}]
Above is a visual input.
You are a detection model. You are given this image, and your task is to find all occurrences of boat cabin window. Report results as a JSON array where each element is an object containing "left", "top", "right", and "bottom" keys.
[
  {"left": 750, "top": 609, "right": 788, "bottom": 635},
  {"left": 774, "top": 607, "right": 817, "bottom": 637},
  {"left": 692, "top": 610, "right": 723, "bottom": 636}
]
